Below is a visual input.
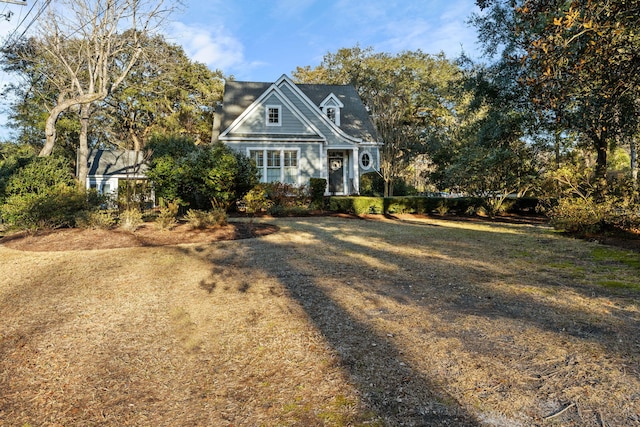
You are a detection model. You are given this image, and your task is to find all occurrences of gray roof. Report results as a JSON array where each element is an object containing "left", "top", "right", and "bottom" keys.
[
  {"left": 215, "top": 80, "right": 380, "bottom": 142},
  {"left": 87, "top": 149, "right": 149, "bottom": 177}
]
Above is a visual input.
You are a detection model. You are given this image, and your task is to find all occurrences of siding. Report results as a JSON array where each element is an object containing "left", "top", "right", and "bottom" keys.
[
  {"left": 231, "top": 93, "right": 319, "bottom": 137},
  {"left": 278, "top": 83, "right": 355, "bottom": 147}
]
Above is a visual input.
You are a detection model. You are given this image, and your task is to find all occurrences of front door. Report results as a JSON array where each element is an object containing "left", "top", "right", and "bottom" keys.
[{"left": 328, "top": 152, "right": 344, "bottom": 194}]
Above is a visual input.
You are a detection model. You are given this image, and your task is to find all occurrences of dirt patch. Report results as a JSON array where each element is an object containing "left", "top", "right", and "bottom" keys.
[{"left": 0, "top": 221, "right": 278, "bottom": 252}]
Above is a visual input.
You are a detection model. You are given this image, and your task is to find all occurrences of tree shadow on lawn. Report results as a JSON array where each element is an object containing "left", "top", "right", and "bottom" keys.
[
  {"left": 316, "top": 216, "right": 640, "bottom": 351},
  {"left": 188, "top": 216, "right": 639, "bottom": 424},
  {"left": 271, "top": 217, "right": 640, "bottom": 424},
  {"left": 185, "top": 225, "right": 481, "bottom": 425}
]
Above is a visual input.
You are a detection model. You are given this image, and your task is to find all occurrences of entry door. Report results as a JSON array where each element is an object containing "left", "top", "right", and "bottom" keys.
[{"left": 328, "top": 152, "right": 344, "bottom": 194}]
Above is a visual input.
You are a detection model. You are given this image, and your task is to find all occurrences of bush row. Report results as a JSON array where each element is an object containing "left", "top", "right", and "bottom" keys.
[{"left": 328, "top": 196, "right": 540, "bottom": 216}]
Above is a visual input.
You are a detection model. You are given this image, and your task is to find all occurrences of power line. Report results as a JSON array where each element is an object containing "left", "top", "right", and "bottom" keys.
[
  {"left": 1, "top": 0, "right": 26, "bottom": 21},
  {"left": 3, "top": 0, "right": 39, "bottom": 42},
  {"left": 13, "top": 0, "right": 50, "bottom": 41},
  {"left": 0, "top": 1, "right": 27, "bottom": 6},
  {"left": 2, "top": 0, "right": 56, "bottom": 49}
]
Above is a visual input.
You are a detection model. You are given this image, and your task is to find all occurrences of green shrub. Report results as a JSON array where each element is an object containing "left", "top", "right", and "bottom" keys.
[
  {"left": 359, "top": 172, "right": 384, "bottom": 196},
  {"left": 328, "top": 196, "right": 495, "bottom": 216},
  {"left": 483, "top": 197, "right": 515, "bottom": 218},
  {"left": 119, "top": 208, "right": 143, "bottom": 232},
  {"left": 185, "top": 208, "right": 227, "bottom": 229},
  {"left": 146, "top": 138, "right": 259, "bottom": 211},
  {"left": 268, "top": 205, "right": 313, "bottom": 217},
  {"left": 329, "top": 196, "right": 384, "bottom": 215},
  {"left": 1, "top": 185, "right": 89, "bottom": 230},
  {"left": 4, "top": 156, "right": 75, "bottom": 196},
  {"left": 156, "top": 208, "right": 177, "bottom": 230},
  {"left": 436, "top": 203, "right": 449, "bottom": 215},
  {"left": 154, "top": 200, "right": 180, "bottom": 230},
  {"left": 75, "top": 210, "right": 116, "bottom": 229},
  {"left": 548, "top": 197, "right": 605, "bottom": 234},
  {"left": 549, "top": 196, "right": 640, "bottom": 234},
  {"left": 309, "top": 178, "right": 327, "bottom": 209},
  {"left": 0, "top": 155, "right": 84, "bottom": 230},
  {"left": 242, "top": 185, "right": 273, "bottom": 215}
]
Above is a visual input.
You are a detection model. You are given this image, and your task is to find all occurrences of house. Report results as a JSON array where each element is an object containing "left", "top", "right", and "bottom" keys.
[
  {"left": 84, "top": 149, "right": 155, "bottom": 207},
  {"left": 212, "top": 74, "right": 383, "bottom": 195}
]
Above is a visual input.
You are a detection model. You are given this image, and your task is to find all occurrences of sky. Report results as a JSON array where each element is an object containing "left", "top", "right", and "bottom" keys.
[
  {"left": 169, "top": 0, "right": 482, "bottom": 81},
  {"left": 0, "top": 0, "right": 482, "bottom": 139}
]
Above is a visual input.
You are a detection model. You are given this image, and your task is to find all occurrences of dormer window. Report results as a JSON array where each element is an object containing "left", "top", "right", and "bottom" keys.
[
  {"left": 266, "top": 105, "right": 281, "bottom": 126},
  {"left": 326, "top": 107, "right": 336, "bottom": 123},
  {"left": 320, "top": 93, "right": 344, "bottom": 127}
]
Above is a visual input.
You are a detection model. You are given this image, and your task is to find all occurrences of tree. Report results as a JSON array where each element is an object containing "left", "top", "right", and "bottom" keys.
[
  {"left": 473, "top": 0, "right": 640, "bottom": 194},
  {"left": 429, "top": 63, "right": 541, "bottom": 212},
  {"left": 0, "top": 38, "right": 81, "bottom": 158},
  {"left": 293, "top": 47, "right": 462, "bottom": 196},
  {"left": 101, "top": 35, "right": 225, "bottom": 150},
  {"left": 20, "top": 0, "right": 177, "bottom": 183},
  {"left": 2, "top": 31, "right": 222, "bottom": 179}
]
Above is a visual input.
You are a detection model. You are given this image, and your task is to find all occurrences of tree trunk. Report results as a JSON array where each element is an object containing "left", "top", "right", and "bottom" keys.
[
  {"left": 554, "top": 127, "right": 562, "bottom": 168},
  {"left": 76, "top": 103, "right": 92, "bottom": 185},
  {"left": 384, "top": 179, "right": 394, "bottom": 197},
  {"left": 631, "top": 137, "right": 638, "bottom": 188},
  {"left": 594, "top": 136, "right": 608, "bottom": 199},
  {"left": 129, "top": 127, "right": 143, "bottom": 151},
  {"left": 40, "top": 92, "right": 106, "bottom": 157},
  {"left": 41, "top": 99, "right": 75, "bottom": 156}
]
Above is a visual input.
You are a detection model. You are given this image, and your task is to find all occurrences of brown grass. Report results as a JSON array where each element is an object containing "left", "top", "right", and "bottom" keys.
[{"left": 1, "top": 215, "right": 639, "bottom": 426}]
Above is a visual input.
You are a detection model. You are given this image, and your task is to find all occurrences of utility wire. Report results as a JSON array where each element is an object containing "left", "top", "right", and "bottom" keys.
[
  {"left": 3, "top": 0, "right": 39, "bottom": 43},
  {"left": 14, "top": 0, "right": 50, "bottom": 40}
]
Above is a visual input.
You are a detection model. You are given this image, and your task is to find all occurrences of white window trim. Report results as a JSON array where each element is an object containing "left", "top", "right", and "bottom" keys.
[
  {"left": 248, "top": 147, "right": 300, "bottom": 185},
  {"left": 320, "top": 94, "right": 343, "bottom": 126},
  {"left": 359, "top": 151, "right": 373, "bottom": 170},
  {"left": 266, "top": 105, "right": 282, "bottom": 126},
  {"left": 325, "top": 106, "right": 340, "bottom": 126}
]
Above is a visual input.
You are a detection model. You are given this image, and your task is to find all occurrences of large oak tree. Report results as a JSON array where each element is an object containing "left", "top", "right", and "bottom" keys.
[
  {"left": 474, "top": 0, "right": 640, "bottom": 193},
  {"left": 293, "top": 47, "right": 462, "bottom": 196}
]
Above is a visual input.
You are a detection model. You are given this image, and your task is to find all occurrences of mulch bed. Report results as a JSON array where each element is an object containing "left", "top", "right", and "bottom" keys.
[
  {"left": 0, "top": 221, "right": 278, "bottom": 252},
  {"left": 2, "top": 212, "right": 639, "bottom": 253}
]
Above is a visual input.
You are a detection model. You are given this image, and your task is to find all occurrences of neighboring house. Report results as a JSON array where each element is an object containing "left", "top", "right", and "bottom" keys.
[
  {"left": 212, "top": 74, "right": 383, "bottom": 195},
  {"left": 85, "top": 149, "right": 154, "bottom": 207}
]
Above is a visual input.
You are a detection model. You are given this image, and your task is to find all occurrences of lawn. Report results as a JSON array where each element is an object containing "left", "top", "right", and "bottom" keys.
[{"left": 1, "top": 215, "right": 638, "bottom": 426}]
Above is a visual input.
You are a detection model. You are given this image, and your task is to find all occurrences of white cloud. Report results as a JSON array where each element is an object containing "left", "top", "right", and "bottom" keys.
[
  {"left": 167, "top": 21, "right": 247, "bottom": 72},
  {"left": 370, "top": 1, "right": 480, "bottom": 59}
]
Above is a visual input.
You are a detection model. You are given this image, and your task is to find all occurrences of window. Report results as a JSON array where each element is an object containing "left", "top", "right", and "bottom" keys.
[
  {"left": 320, "top": 93, "right": 343, "bottom": 126},
  {"left": 250, "top": 150, "right": 264, "bottom": 179},
  {"left": 266, "top": 105, "right": 281, "bottom": 126},
  {"left": 266, "top": 150, "right": 281, "bottom": 182},
  {"left": 360, "top": 151, "right": 372, "bottom": 170},
  {"left": 249, "top": 149, "right": 299, "bottom": 184},
  {"left": 326, "top": 107, "right": 336, "bottom": 123},
  {"left": 283, "top": 150, "right": 298, "bottom": 184}
]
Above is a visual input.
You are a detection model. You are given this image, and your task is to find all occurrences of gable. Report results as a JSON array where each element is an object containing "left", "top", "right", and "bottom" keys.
[
  {"left": 296, "top": 84, "right": 380, "bottom": 143},
  {"left": 215, "top": 76, "right": 382, "bottom": 146},
  {"left": 220, "top": 84, "right": 324, "bottom": 141}
]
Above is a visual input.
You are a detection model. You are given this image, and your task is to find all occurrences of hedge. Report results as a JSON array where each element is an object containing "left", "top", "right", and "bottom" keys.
[{"left": 328, "top": 196, "right": 540, "bottom": 216}]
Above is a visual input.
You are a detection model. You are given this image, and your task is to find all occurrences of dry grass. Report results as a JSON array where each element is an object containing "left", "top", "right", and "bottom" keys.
[{"left": 1, "top": 215, "right": 639, "bottom": 426}]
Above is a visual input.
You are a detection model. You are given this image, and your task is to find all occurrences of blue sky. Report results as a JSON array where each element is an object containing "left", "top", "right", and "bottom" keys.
[
  {"left": 169, "top": 0, "right": 482, "bottom": 81},
  {"left": 0, "top": 0, "right": 482, "bottom": 138}
]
